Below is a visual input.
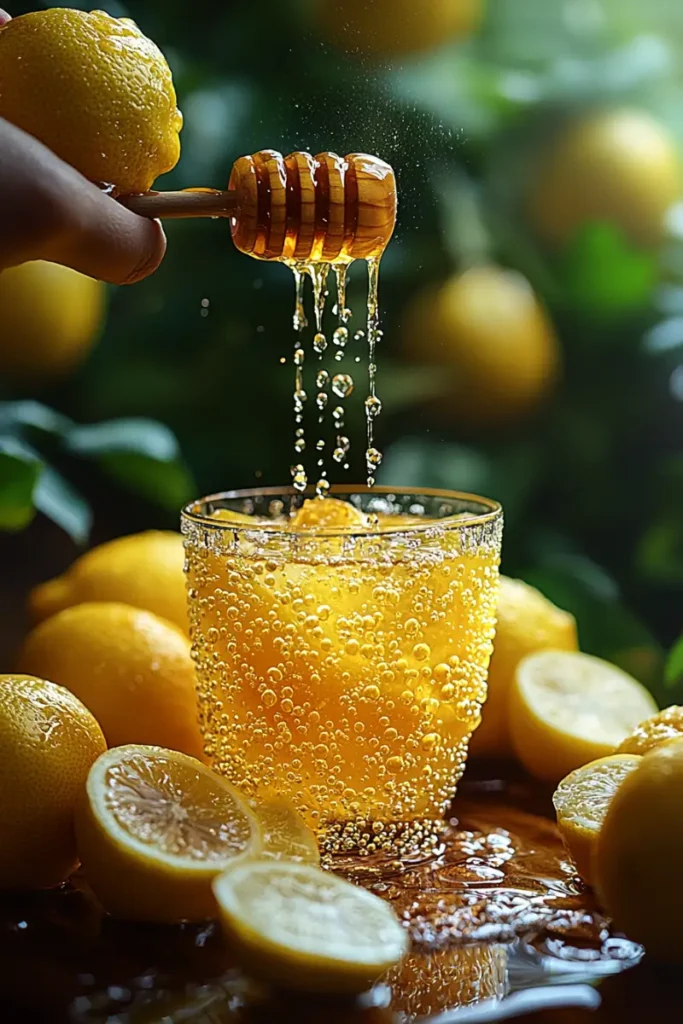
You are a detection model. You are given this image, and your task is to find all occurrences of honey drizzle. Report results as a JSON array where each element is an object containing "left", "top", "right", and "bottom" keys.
[{"left": 286, "top": 256, "right": 383, "bottom": 493}]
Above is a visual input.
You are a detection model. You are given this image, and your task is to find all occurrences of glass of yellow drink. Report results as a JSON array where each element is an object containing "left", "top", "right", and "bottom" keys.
[{"left": 182, "top": 486, "right": 502, "bottom": 851}]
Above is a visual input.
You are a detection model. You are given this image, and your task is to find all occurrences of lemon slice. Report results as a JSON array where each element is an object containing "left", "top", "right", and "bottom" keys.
[
  {"left": 552, "top": 754, "right": 641, "bottom": 885},
  {"left": 213, "top": 860, "right": 409, "bottom": 993},
  {"left": 617, "top": 705, "right": 683, "bottom": 756},
  {"left": 290, "top": 497, "right": 368, "bottom": 531},
  {"left": 255, "top": 798, "right": 320, "bottom": 866},
  {"left": 75, "top": 745, "right": 259, "bottom": 922},
  {"left": 510, "top": 650, "right": 657, "bottom": 782}
]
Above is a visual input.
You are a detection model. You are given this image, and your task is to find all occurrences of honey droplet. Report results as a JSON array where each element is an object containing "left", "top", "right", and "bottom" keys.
[{"left": 332, "top": 374, "right": 354, "bottom": 399}]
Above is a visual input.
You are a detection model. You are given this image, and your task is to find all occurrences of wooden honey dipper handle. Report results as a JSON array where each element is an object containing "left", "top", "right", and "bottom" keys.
[
  {"left": 119, "top": 151, "right": 397, "bottom": 262},
  {"left": 120, "top": 188, "right": 239, "bottom": 219}
]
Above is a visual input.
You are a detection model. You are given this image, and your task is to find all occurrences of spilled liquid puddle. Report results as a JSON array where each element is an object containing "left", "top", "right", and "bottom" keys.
[{"left": 0, "top": 769, "right": 642, "bottom": 1022}]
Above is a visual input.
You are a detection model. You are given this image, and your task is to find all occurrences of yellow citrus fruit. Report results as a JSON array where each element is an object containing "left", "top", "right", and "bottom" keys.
[
  {"left": 530, "top": 109, "right": 681, "bottom": 250},
  {"left": 595, "top": 738, "right": 683, "bottom": 960},
  {"left": 17, "top": 602, "right": 203, "bottom": 760},
  {"left": 75, "top": 745, "right": 258, "bottom": 921},
  {"left": 254, "top": 798, "right": 321, "bottom": 866},
  {"left": 0, "top": 9, "right": 182, "bottom": 193},
  {"left": 0, "top": 674, "right": 106, "bottom": 889},
  {"left": 510, "top": 650, "right": 657, "bottom": 783},
  {"left": 29, "top": 531, "right": 188, "bottom": 634},
  {"left": 316, "top": 0, "right": 483, "bottom": 58},
  {"left": 617, "top": 705, "right": 683, "bottom": 756},
  {"left": 552, "top": 754, "right": 641, "bottom": 886},
  {"left": 0, "top": 261, "right": 105, "bottom": 382},
  {"left": 402, "top": 267, "right": 560, "bottom": 426},
  {"left": 213, "top": 859, "right": 408, "bottom": 993},
  {"left": 290, "top": 497, "right": 368, "bottom": 531},
  {"left": 470, "top": 576, "right": 578, "bottom": 758}
]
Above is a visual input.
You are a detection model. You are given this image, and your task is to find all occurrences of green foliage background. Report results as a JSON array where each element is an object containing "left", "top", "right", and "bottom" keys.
[{"left": 3, "top": 0, "right": 683, "bottom": 698}]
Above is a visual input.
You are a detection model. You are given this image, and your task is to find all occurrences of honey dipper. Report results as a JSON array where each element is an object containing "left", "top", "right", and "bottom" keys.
[{"left": 120, "top": 150, "right": 397, "bottom": 263}]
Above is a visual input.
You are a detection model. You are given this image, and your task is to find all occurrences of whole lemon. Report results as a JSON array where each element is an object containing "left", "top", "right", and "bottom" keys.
[
  {"left": 316, "top": 0, "right": 483, "bottom": 58},
  {"left": 0, "top": 261, "right": 105, "bottom": 382},
  {"left": 0, "top": 9, "right": 182, "bottom": 193},
  {"left": 402, "top": 267, "right": 561, "bottom": 426},
  {"left": 470, "top": 577, "right": 578, "bottom": 758},
  {"left": 595, "top": 739, "right": 683, "bottom": 961},
  {"left": 18, "top": 603, "right": 203, "bottom": 760},
  {"left": 0, "top": 674, "right": 106, "bottom": 889},
  {"left": 530, "top": 109, "right": 681, "bottom": 250},
  {"left": 29, "top": 531, "right": 188, "bottom": 634}
]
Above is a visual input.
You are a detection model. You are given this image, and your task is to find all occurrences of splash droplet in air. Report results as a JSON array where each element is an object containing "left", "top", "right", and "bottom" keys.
[{"left": 332, "top": 374, "right": 354, "bottom": 399}]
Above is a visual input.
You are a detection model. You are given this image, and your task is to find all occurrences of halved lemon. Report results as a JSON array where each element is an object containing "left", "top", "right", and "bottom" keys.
[
  {"left": 75, "top": 745, "right": 259, "bottom": 922},
  {"left": 618, "top": 705, "right": 683, "bottom": 756},
  {"left": 213, "top": 859, "right": 409, "bottom": 993},
  {"left": 255, "top": 798, "right": 320, "bottom": 866},
  {"left": 510, "top": 650, "right": 657, "bottom": 783},
  {"left": 552, "top": 753, "right": 642, "bottom": 885}
]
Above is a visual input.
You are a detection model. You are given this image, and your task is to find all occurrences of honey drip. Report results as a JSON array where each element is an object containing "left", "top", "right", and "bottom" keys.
[{"left": 286, "top": 257, "right": 384, "bottom": 493}]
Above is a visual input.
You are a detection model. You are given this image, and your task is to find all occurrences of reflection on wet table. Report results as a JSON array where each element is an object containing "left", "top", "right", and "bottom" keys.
[{"left": 0, "top": 765, "right": 645, "bottom": 1023}]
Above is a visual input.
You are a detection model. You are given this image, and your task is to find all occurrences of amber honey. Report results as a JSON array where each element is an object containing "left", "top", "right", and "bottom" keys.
[{"left": 182, "top": 488, "right": 502, "bottom": 851}]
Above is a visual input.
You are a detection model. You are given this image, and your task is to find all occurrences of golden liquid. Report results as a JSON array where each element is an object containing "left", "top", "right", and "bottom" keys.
[{"left": 184, "top": 499, "right": 502, "bottom": 848}]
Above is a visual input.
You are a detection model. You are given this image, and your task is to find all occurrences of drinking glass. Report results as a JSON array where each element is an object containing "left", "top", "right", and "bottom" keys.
[{"left": 182, "top": 486, "right": 502, "bottom": 850}]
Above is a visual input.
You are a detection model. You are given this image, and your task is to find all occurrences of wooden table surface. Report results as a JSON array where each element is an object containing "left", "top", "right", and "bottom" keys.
[{"left": 0, "top": 525, "right": 678, "bottom": 1024}]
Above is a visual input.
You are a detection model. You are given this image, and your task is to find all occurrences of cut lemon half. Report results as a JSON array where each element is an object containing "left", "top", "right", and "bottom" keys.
[
  {"left": 510, "top": 650, "right": 657, "bottom": 783},
  {"left": 75, "top": 745, "right": 259, "bottom": 922},
  {"left": 255, "top": 798, "right": 320, "bottom": 866},
  {"left": 213, "top": 860, "right": 409, "bottom": 993},
  {"left": 617, "top": 705, "right": 683, "bottom": 756},
  {"left": 552, "top": 753, "right": 641, "bottom": 885}
]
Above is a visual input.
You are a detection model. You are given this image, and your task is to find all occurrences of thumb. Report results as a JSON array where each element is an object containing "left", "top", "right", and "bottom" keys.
[
  {"left": 47, "top": 190, "right": 168, "bottom": 286},
  {"left": 0, "top": 119, "right": 167, "bottom": 285}
]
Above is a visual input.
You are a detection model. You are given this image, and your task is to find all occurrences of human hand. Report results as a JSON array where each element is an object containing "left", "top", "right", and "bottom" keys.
[{"left": 0, "top": 8, "right": 166, "bottom": 285}]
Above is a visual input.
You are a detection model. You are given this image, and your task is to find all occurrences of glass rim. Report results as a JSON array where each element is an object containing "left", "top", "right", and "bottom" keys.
[{"left": 181, "top": 484, "right": 502, "bottom": 539}]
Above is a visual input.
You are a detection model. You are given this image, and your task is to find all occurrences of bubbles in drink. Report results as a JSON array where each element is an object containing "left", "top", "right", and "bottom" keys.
[{"left": 332, "top": 374, "right": 354, "bottom": 399}]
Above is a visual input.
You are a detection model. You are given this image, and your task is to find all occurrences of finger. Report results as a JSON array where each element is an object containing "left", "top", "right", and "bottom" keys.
[
  {"left": 0, "top": 120, "right": 167, "bottom": 284},
  {"left": 50, "top": 194, "right": 168, "bottom": 285}
]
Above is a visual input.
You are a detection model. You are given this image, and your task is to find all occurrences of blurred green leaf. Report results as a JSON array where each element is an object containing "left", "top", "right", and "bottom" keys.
[
  {"left": 378, "top": 438, "right": 491, "bottom": 494},
  {"left": 637, "top": 515, "right": 683, "bottom": 585},
  {"left": 560, "top": 222, "right": 657, "bottom": 316},
  {"left": 67, "top": 418, "right": 181, "bottom": 461},
  {"left": 34, "top": 467, "right": 91, "bottom": 546},
  {"left": 0, "top": 401, "right": 72, "bottom": 437},
  {"left": 100, "top": 453, "right": 194, "bottom": 512},
  {"left": 0, "top": 439, "right": 42, "bottom": 532},
  {"left": 665, "top": 635, "right": 683, "bottom": 693}
]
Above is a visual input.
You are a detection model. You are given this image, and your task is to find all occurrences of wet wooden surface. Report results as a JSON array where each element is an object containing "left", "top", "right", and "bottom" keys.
[
  {"left": 0, "top": 524, "right": 678, "bottom": 1023},
  {"left": 0, "top": 763, "right": 673, "bottom": 1024}
]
